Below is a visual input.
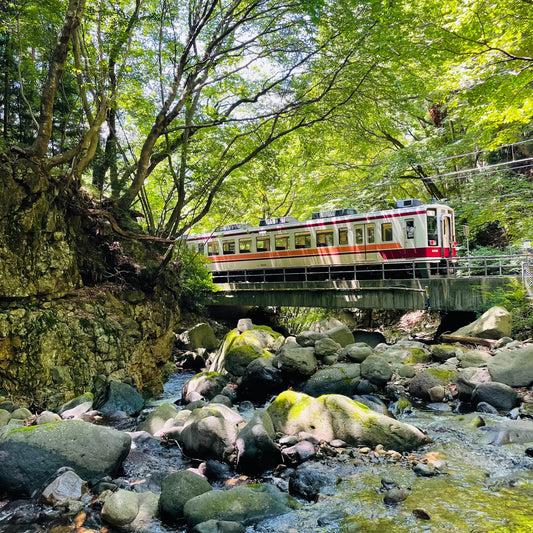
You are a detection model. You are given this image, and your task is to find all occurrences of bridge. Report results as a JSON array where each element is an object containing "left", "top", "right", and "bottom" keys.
[{"left": 202, "top": 254, "right": 532, "bottom": 312}]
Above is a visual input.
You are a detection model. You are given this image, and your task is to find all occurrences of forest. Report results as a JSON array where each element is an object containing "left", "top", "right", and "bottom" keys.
[{"left": 1, "top": 0, "right": 531, "bottom": 272}]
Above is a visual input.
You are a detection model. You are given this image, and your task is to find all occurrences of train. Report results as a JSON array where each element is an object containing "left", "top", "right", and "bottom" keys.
[{"left": 185, "top": 199, "right": 456, "bottom": 283}]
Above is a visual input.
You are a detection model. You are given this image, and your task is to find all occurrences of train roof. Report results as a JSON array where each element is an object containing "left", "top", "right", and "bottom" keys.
[{"left": 186, "top": 201, "right": 452, "bottom": 240}]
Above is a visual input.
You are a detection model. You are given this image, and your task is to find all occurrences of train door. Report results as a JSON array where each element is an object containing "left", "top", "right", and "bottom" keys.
[
  {"left": 354, "top": 223, "right": 375, "bottom": 261},
  {"left": 439, "top": 211, "right": 454, "bottom": 259}
]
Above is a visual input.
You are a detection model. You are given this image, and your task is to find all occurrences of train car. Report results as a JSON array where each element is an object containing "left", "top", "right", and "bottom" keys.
[{"left": 185, "top": 199, "right": 456, "bottom": 283}]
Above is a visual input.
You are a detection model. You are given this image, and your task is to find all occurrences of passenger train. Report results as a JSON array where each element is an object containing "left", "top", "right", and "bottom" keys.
[{"left": 186, "top": 199, "right": 456, "bottom": 283}]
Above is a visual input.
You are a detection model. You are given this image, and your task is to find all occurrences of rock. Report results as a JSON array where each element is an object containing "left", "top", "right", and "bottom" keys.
[
  {"left": 225, "top": 344, "right": 272, "bottom": 377},
  {"left": 98, "top": 381, "right": 144, "bottom": 415},
  {"left": 0, "top": 409, "right": 11, "bottom": 427},
  {"left": 295, "top": 330, "right": 325, "bottom": 347},
  {"left": 452, "top": 306, "right": 512, "bottom": 339},
  {"left": 413, "top": 463, "right": 436, "bottom": 477},
  {"left": 360, "top": 355, "right": 393, "bottom": 385},
  {"left": 341, "top": 343, "right": 373, "bottom": 363},
  {"left": 428, "top": 385, "right": 446, "bottom": 403},
  {"left": 288, "top": 467, "right": 339, "bottom": 501},
  {"left": 314, "top": 337, "right": 342, "bottom": 359},
  {"left": 237, "top": 358, "right": 285, "bottom": 402},
  {"left": 204, "top": 460, "right": 234, "bottom": 483},
  {"left": 281, "top": 440, "right": 316, "bottom": 463},
  {"left": 137, "top": 403, "right": 178, "bottom": 435},
  {"left": 102, "top": 489, "right": 140, "bottom": 527},
  {"left": 10, "top": 407, "right": 32, "bottom": 420},
  {"left": 267, "top": 391, "right": 431, "bottom": 452},
  {"left": 457, "top": 349, "right": 492, "bottom": 368},
  {"left": 210, "top": 395, "right": 232, "bottom": 407},
  {"left": 182, "top": 371, "right": 229, "bottom": 402},
  {"left": 179, "top": 404, "right": 243, "bottom": 462},
  {"left": 430, "top": 344, "right": 459, "bottom": 362},
  {"left": 101, "top": 488, "right": 159, "bottom": 530},
  {"left": 456, "top": 367, "right": 492, "bottom": 399},
  {"left": 192, "top": 520, "right": 246, "bottom": 533},
  {"left": 487, "top": 346, "right": 533, "bottom": 387},
  {"left": 159, "top": 470, "right": 212, "bottom": 522},
  {"left": 274, "top": 345, "right": 318, "bottom": 377},
  {"left": 325, "top": 325, "right": 355, "bottom": 347},
  {"left": 56, "top": 393, "right": 94, "bottom": 416},
  {"left": 398, "top": 365, "right": 416, "bottom": 378},
  {"left": 40, "top": 470, "right": 85, "bottom": 506},
  {"left": 484, "top": 419, "right": 533, "bottom": 445},
  {"left": 383, "top": 486, "right": 411, "bottom": 505},
  {"left": 0, "top": 419, "right": 131, "bottom": 495},
  {"left": 35, "top": 411, "right": 62, "bottom": 425},
  {"left": 472, "top": 382, "right": 518, "bottom": 411},
  {"left": 237, "top": 319, "right": 254, "bottom": 332},
  {"left": 235, "top": 410, "right": 281, "bottom": 474},
  {"left": 302, "top": 365, "right": 361, "bottom": 397},
  {"left": 180, "top": 323, "right": 219, "bottom": 351},
  {"left": 409, "top": 369, "right": 455, "bottom": 401},
  {"left": 183, "top": 484, "right": 300, "bottom": 527},
  {"left": 476, "top": 402, "right": 499, "bottom": 414}
]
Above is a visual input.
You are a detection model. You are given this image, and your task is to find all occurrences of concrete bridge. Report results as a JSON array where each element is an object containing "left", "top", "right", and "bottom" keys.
[
  {"left": 201, "top": 254, "right": 532, "bottom": 311},
  {"left": 203, "top": 276, "right": 516, "bottom": 312}
]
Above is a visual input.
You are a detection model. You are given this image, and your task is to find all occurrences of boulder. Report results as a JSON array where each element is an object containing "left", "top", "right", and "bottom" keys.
[
  {"left": 183, "top": 484, "right": 300, "bottom": 527},
  {"left": 101, "top": 489, "right": 159, "bottom": 530},
  {"left": 340, "top": 343, "right": 373, "bottom": 363},
  {"left": 295, "top": 331, "right": 325, "bottom": 347},
  {"left": 472, "top": 382, "right": 518, "bottom": 411},
  {"left": 235, "top": 410, "right": 281, "bottom": 474},
  {"left": 237, "top": 358, "right": 285, "bottom": 402},
  {"left": 98, "top": 381, "right": 144, "bottom": 415},
  {"left": 452, "top": 306, "right": 512, "bottom": 339},
  {"left": 456, "top": 367, "right": 492, "bottom": 399},
  {"left": 159, "top": 470, "right": 212, "bottom": 521},
  {"left": 0, "top": 420, "right": 131, "bottom": 495},
  {"left": 40, "top": 470, "right": 86, "bottom": 506},
  {"left": 180, "top": 323, "right": 219, "bottom": 351},
  {"left": 288, "top": 466, "right": 339, "bottom": 501},
  {"left": 360, "top": 355, "right": 393, "bottom": 385},
  {"left": 430, "top": 344, "right": 460, "bottom": 362},
  {"left": 325, "top": 325, "right": 355, "bottom": 347},
  {"left": 274, "top": 346, "right": 318, "bottom": 378},
  {"left": 301, "top": 365, "right": 361, "bottom": 397},
  {"left": 179, "top": 405, "right": 244, "bottom": 462},
  {"left": 56, "top": 393, "right": 94, "bottom": 416},
  {"left": 457, "top": 349, "right": 492, "bottom": 368},
  {"left": 409, "top": 368, "right": 456, "bottom": 401},
  {"left": 314, "top": 337, "right": 342, "bottom": 360},
  {"left": 224, "top": 344, "right": 273, "bottom": 377},
  {"left": 137, "top": 403, "right": 178, "bottom": 435},
  {"left": 182, "top": 372, "right": 229, "bottom": 402},
  {"left": 487, "top": 346, "right": 533, "bottom": 387},
  {"left": 267, "top": 390, "right": 431, "bottom": 452}
]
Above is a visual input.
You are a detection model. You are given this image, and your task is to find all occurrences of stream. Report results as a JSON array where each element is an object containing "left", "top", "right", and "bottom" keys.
[{"left": 1, "top": 371, "right": 533, "bottom": 532}]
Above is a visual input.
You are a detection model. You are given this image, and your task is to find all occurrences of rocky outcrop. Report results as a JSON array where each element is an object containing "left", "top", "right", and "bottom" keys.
[
  {"left": 0, "top": 288, "right": 178, "bottom": 408},
  {"left": 452, "top": 306, "right": 512, "bottom": 339}
]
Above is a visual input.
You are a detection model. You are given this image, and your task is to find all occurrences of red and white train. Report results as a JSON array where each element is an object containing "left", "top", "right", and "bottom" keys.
[{"left": 186, "top": 199, "right": 456, "bottom": 283}]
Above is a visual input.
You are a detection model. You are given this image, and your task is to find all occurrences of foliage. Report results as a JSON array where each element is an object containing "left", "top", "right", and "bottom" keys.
[
  {"left": 177, "top": 245, "right": 218, "bottom": 310},
  {"left": 482, "top": 279, "right": 533, "bottom": 338}
]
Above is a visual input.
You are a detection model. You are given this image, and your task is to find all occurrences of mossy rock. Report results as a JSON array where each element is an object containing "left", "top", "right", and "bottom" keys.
[{"left": 224, "top": 344, "right": 273, "bottom": 377}]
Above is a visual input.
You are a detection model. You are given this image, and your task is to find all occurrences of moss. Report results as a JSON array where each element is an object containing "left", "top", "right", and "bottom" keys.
[
  {"left": 427, "top": 368, "right": 456, "bottom": 384},
  {"left": 403, "top": 348, "right": 431, "bottom": 365}
]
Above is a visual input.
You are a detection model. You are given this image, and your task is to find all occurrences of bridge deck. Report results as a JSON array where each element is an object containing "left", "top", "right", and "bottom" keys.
[{"left": 204, "top": 276, "right": 517, "bottom": 311}]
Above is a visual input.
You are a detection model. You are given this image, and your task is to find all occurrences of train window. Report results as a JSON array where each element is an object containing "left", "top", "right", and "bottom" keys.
[
  {"left": 198, "top": 243, "right": 205, "bottom": 254},
  {"left": 367, "top": 225, "right": 375, "bottom": 244},
  {"left": 427, "top": 209, "right": 438, "bottom": 245},
  {"left": 207, "top": 241, "right": 219, "bottom": 256},
  {"left": 406, "top": 220, "right": 415, "bottom": 239},
  {"left": 256, "top": 236, "right": 270, "bottom": 252},
  {"left": 339, "top": 228, "right": 348, "bottom": 245},
  {"left": 295, "top": 232, "right": 311, "bottom": 249},
  {"left": 222, "top": 240, "right": 235, "bottom": 254},
  {"left": 239, "top": 239, "right": 252, "bottom": 253},
  {"left": 317, "top": 230, "right": 334, "bottom": 247},
  {"left": 355, "top": 226, "right": 364, "bottom": 245},
  {"left": 382, "top": 223, "right": 393, "bottom": 242},
  {"left": 275, "top": 235, "right": 289, "bottom": 250}
]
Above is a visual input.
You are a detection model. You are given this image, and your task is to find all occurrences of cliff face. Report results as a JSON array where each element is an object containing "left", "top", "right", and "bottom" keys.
[{"left": 0, "top": 150, "right": 180, "bottom": 408}]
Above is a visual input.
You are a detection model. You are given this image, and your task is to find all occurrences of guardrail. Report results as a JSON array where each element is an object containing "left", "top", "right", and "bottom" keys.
[{"left": 211, "top": 254, "right": 533, "bottom": 284}]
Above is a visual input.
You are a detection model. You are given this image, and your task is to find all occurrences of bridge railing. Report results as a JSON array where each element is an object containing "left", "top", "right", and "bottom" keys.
[{"left": 211, "top": 253, "right": 533, "bottom": 284}]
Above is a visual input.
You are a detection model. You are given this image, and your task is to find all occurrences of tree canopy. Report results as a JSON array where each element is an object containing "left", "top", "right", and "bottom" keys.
[{"left": 1, "top": 0, "right": 531, "bottom": 252}]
